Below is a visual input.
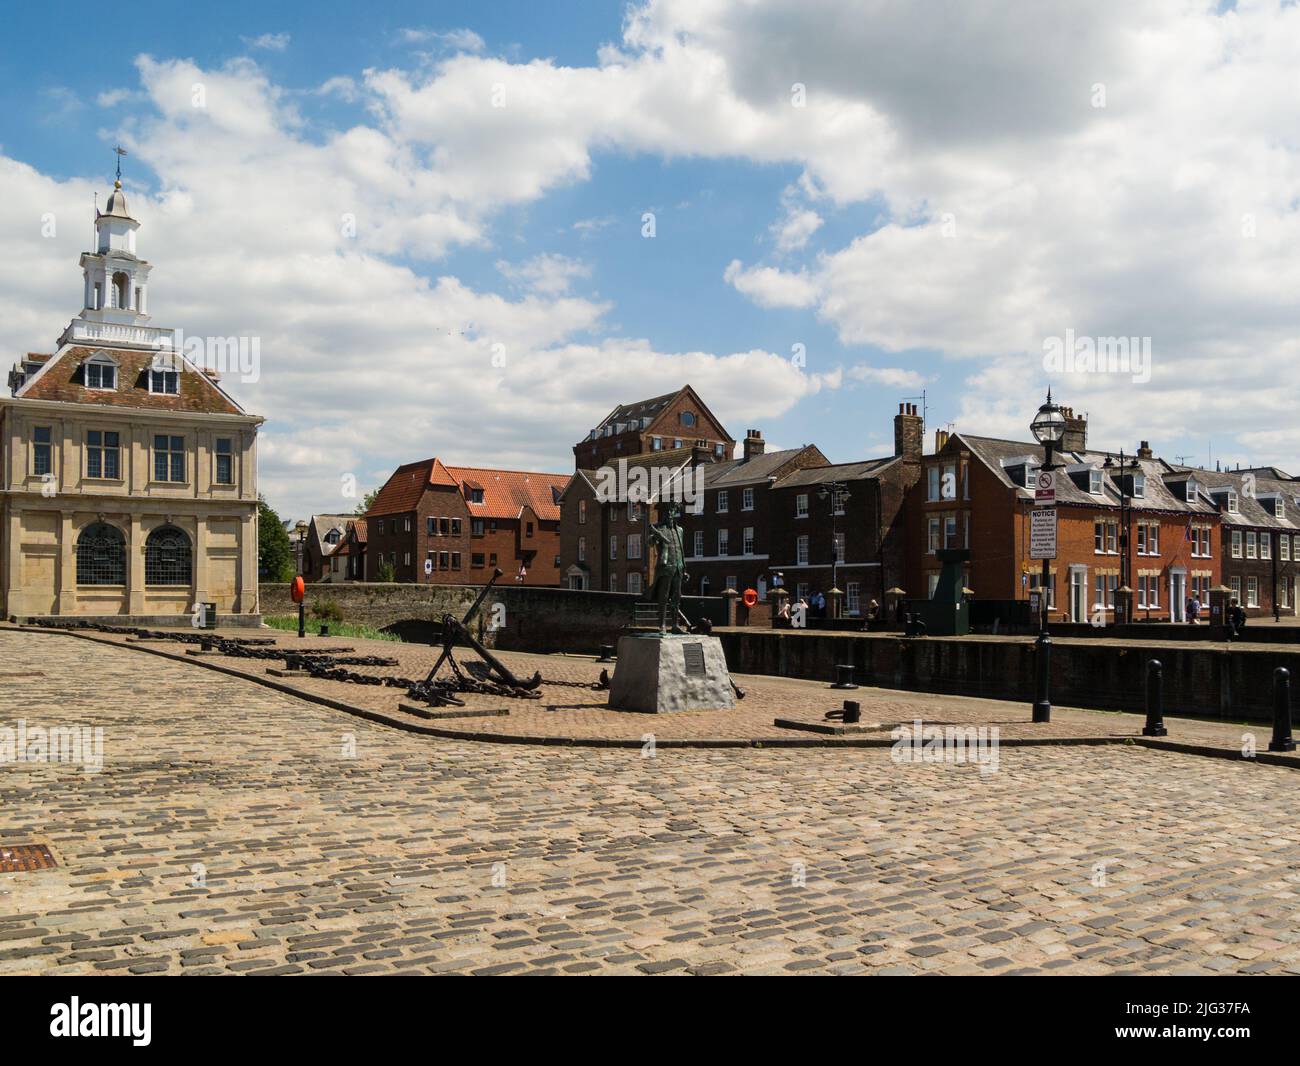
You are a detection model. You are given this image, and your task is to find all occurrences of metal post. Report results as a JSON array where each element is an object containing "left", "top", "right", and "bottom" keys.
[
  {"left": 832, "top": 664, "right": 857, "bottom": 690},
  {"left": 1269, "top": 667, "right": 1295, "bottom": 752},
  {"left": 1032, "top": 442, "right": 1053, "bottom": 723},
  {"left": 298, "top": 601, "right": 305, "bottom": 639},
  {"left": 1142, "top": 658, "right": 1167, "bottom": 736},
  {"left": 842, "top": 700, "right": 861, "bottom": 724}
]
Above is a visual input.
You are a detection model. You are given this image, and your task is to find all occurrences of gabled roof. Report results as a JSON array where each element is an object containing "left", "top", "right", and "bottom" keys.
[
  {"left": 366, "top": 458, "right": 568, "bottom": 520},
  {"left": 15, "top": 345, "right": 245, "bottom": 415},
  {"left": 346, "top": 517, "right": 368, "bottom": 544},
  {"left": 702, "top": 445, "right": 827, "bottom": 488},
  {"left": 582, "top": 384, "right": 735, "bottom": 445},
  {"left": 310, "top": 514, "right": 354, "bottom": 556}
]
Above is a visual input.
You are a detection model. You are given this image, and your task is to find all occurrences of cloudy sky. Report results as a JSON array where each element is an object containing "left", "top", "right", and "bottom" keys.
[{"left": 3, "top": 0, "right": 1298, "bottom": 519}]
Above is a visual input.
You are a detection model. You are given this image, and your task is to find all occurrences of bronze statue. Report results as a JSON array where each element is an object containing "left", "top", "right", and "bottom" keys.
[{"left": 647, "top": 502, "right": 687, "bottom": 634}]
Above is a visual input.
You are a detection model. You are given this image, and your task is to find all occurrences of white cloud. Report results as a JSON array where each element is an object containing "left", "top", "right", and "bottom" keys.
[
  {"left": 847, "top": 364, "right": 926, "bottom": 389},
  {"left": 397, "top": 27, "right": 486, "bottom": 53},
  {"left": 497, "top": 254, "right": 592, "bottom": 297},
  {"left": 723, "top": 260, "right": 818, "bottom": 309},
  {"left": 241, "top": 32, "right": 291, "bottom": 52}
]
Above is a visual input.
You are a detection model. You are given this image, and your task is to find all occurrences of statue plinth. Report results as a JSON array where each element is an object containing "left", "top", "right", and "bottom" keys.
[{"left": 607, "top": 632, "right": 736, "bottom": 713}]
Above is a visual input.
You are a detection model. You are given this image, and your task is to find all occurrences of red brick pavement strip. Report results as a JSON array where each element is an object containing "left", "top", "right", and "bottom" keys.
[{"left": 11, "top": 623, "right": 1300, "bottom": 765}]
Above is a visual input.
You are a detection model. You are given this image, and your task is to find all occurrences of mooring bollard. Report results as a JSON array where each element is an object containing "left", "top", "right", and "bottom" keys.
[
  {"left": 597, "top": 644, "right": 615, "bottom": 663},
  {"left": 831, "top": 664, "right": 857, "bottom": 690},
  {"left": 1269, "top": 667, "right": 1295, "bottom": 753},
  {"left": 1142, "top": 658, "right": 1167, "bottom": 737},
  {"left": 842, "top": 699, "right": 862, "bottom": 724},
  {"left": 319, "top": 623, "right": 330, "bottom": 637}
]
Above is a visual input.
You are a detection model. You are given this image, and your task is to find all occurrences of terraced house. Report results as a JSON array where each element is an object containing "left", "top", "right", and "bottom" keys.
[
  {"left": 910, "top": 417, "right": 1221, "bottom": 624},
  {"left": 1, "top": 177, "right": 262, "bottom": 624},
  {"left": 1172, "top": 465, "right": 1300, "bottom": 619}
]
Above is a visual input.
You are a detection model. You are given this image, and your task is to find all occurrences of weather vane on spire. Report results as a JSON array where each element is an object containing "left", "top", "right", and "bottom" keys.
[{"left": 114, "top": 145, "right": 127, "bottom": 183}]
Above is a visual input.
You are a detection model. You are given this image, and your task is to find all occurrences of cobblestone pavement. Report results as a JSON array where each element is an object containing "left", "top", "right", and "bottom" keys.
[
  {"left": 4, "top": 629, "right": 1300, "bottom": 975},
  {"left": 17, "top": 624, "right": 1292, "bottom": 760}
]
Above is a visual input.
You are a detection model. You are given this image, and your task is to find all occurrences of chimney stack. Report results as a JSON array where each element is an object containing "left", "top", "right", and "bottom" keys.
[
  {"left": 1137, "top": 440, "right": 1153, "bottom": 460},
  {"left": 894, "top": 402, "right": 923, "bottom": 462},
  {"left": 743, "top": 429, "right": 765, "bottom": 460},
  {"left": 935, "top": 428, "right": 950, "bottom": 452},
  {"left": 1060, "top": 406, "right": 1087, "bottom": 453}
]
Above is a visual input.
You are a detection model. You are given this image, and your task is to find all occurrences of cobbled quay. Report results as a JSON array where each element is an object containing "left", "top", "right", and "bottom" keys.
[{"left": 3, "top": 629, "right": 1300, "bottom": 975}]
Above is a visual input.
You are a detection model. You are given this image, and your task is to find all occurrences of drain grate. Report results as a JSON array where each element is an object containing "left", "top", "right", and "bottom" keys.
[{"left": 0, "top": 844, "right": 57, "bottom": 872}]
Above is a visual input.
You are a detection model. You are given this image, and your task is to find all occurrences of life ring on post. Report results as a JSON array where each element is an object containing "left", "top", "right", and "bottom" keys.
[
  {"left": 291, "top": 575, "right": 305, "bottom": 604},
  {"left": 742, "top": 588, "right": 758, "bottom": 608}
]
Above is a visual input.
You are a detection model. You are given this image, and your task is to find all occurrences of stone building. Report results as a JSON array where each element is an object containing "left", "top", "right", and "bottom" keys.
[
  {"left": 0, "top": 178, "right": 263, "bottom": 624},
  {"left": 364, "top": 458, "right": 567, "bottom": 586}
]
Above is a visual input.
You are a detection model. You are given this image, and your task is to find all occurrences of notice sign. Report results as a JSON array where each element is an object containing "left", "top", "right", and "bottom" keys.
[
  {"left": 1034, "top": 469, "right": 1056, "bottom": 506},
  {"left": 1030, "top": 508, "right": 1058, "bottom": 559}
]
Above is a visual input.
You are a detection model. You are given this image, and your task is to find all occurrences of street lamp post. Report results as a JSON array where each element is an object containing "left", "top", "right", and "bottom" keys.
[
  {"left": 1029, "top": 391, "right": 1066, "bottom": 723},
  {"left": 1103, "top": 450, "right": 1140, "bottom": 623},
  {"left": 818, "top": 480, "right": 851, "bottom": 614}
]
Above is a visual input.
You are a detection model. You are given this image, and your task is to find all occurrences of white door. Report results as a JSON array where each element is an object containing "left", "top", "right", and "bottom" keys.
[
  {"left": 1170, "top": 572, "right": 1186, "bottom": 622},
  {"left": 1069, "top": 569, "right": 1087, "bottom": 623}
]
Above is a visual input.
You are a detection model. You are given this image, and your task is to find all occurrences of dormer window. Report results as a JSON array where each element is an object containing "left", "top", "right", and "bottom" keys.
[
  {"left": 1184, "top": 478, "right": 1198, "bottom": 503},
  {"left": 1210, "top": 487, "right": 1238, "bottom": 514},
  {"left": 148, "top": 357, "right": 180, "bottom": 395},
  {"left": 468, "top": 488, "right": 485, "bottom": 504},
  {"left": 84, "top": 353, "right": 117, "bottom": 390},
  {"left": 1128, "top": 474, "right": 1145, "bottom": 499}
]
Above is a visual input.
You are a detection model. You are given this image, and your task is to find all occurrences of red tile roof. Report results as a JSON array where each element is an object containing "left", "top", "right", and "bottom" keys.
[
  {"left": 444, "top": 465, "right": 568, "bottom": 521},
  {"left": 18, "top": 346, "right": 244, "bottom": 415},
  {"left": 366, "top": 458, "right": 567, "bottom": 521}
]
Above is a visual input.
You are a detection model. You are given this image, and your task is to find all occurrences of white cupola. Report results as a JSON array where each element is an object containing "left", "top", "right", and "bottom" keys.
[{"left": 78, "top": 179, "right": 153, "bottom": 324}]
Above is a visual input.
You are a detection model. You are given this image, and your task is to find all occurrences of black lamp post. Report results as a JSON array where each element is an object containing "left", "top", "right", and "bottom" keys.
[
  {"left": 1029, "top": 390, "right": 1066, "bottom": 723},
  {"left": 1103, "top": 450, "right": 1140, "bottom": 622},
  {"left": 818, "top": 480, "right": 851, "bottom": 600}
]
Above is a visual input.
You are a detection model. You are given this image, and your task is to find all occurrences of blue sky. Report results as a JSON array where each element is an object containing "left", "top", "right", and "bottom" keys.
[{"left": 3, "top": 1, "right": 1299, "bottom": 518}]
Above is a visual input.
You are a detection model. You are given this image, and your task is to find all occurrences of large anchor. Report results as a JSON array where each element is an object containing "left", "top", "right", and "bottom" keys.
[{"left": 419, "top": 568, "right": 543, "bottom": 704}]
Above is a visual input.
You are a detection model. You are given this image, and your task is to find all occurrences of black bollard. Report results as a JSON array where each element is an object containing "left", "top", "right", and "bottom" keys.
[
  {"left": 842, "top": 700, "right": 861, "bottom": 724},
  {"left": 319, "top": 623, "right": 330, "bottom": 638},
  {"left": 1142, "top": 659, "right": 1167, "bottom": 737},
  {"left": 831, "top": 663, "right": 857, "bottom": 689},
  {"left": 1269, "top": 667, "right": 1295, "bottom": 752},
  {"left": 597, "top": 644, "right": 615, "bottom": 663}
]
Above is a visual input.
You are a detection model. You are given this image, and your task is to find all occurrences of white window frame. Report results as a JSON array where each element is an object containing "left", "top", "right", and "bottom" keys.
[
  {"left": 717, "top": 490, "right": 729, "bottom": 514},
  {"left": 795, "top": 493, "right": 808, "bottom": 518},
  {"left": 742, "top": 487, "right": 755, "bottom": 511},
  {"left": 796, "top": 535, "right": 809, "bottom": 565},
  {"left": 717, "top": 528, "right": 729, "bottom": 556}
]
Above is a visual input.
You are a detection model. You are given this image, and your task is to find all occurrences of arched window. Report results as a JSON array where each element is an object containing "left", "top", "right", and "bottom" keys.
[
  {"left": 76, "top": 522, "right": 126, "bottom": 586},
  {"left": 112, "top": 271, "right": 130, "bottom": 309},
  {"left": 145, "top": 525, "right": 192, "bottom": 586}
]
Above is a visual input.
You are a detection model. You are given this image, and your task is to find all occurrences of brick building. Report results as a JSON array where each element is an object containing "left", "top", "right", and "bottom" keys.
[
  {"left": 908, "top": 417, "right": 1222, "bottom": 623},
  {"left": 1171, "top": 466, "right": 1299, "bottom": 619},
  {"left": 364, "top": 458, "right": 567, "bottom": 586},
  {"left": 681, "top": 431, "right": 828, "bottom": 599},
  {"left": 558, "top": 446, "right": 703, "bottom": 592},
  {"left": 572, "top": 384, "right": 733, "bottom": 471}
]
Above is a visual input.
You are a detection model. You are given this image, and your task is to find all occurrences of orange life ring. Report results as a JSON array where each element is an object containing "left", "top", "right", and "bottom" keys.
[
  {"left": 742, "top": 588, "right": 758, "bottom": 608},
  {"left": 290, "top": 575, "right": 305, "bottom": 604}
]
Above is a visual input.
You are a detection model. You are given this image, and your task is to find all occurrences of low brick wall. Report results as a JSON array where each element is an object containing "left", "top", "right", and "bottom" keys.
[
  {"left": 715, "top": 630, "right": 1300, "bottom": 724},
  {"left": 258, "top": 582, "right": 725, "bottom": 654}
]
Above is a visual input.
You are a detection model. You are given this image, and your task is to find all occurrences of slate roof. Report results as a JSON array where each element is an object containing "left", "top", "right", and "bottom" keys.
[
  {"left": 959, "top": 434, "right": 1216, "bottom": 515},
  {"left": 1166, "top": 466, "right": 1300, "bottom": 532},
  {"left": 702, "top": 447, "right": 819, "bottom": 488},
  {"left": 774, "top": 456, "right": 898, "bottom": 488}
]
